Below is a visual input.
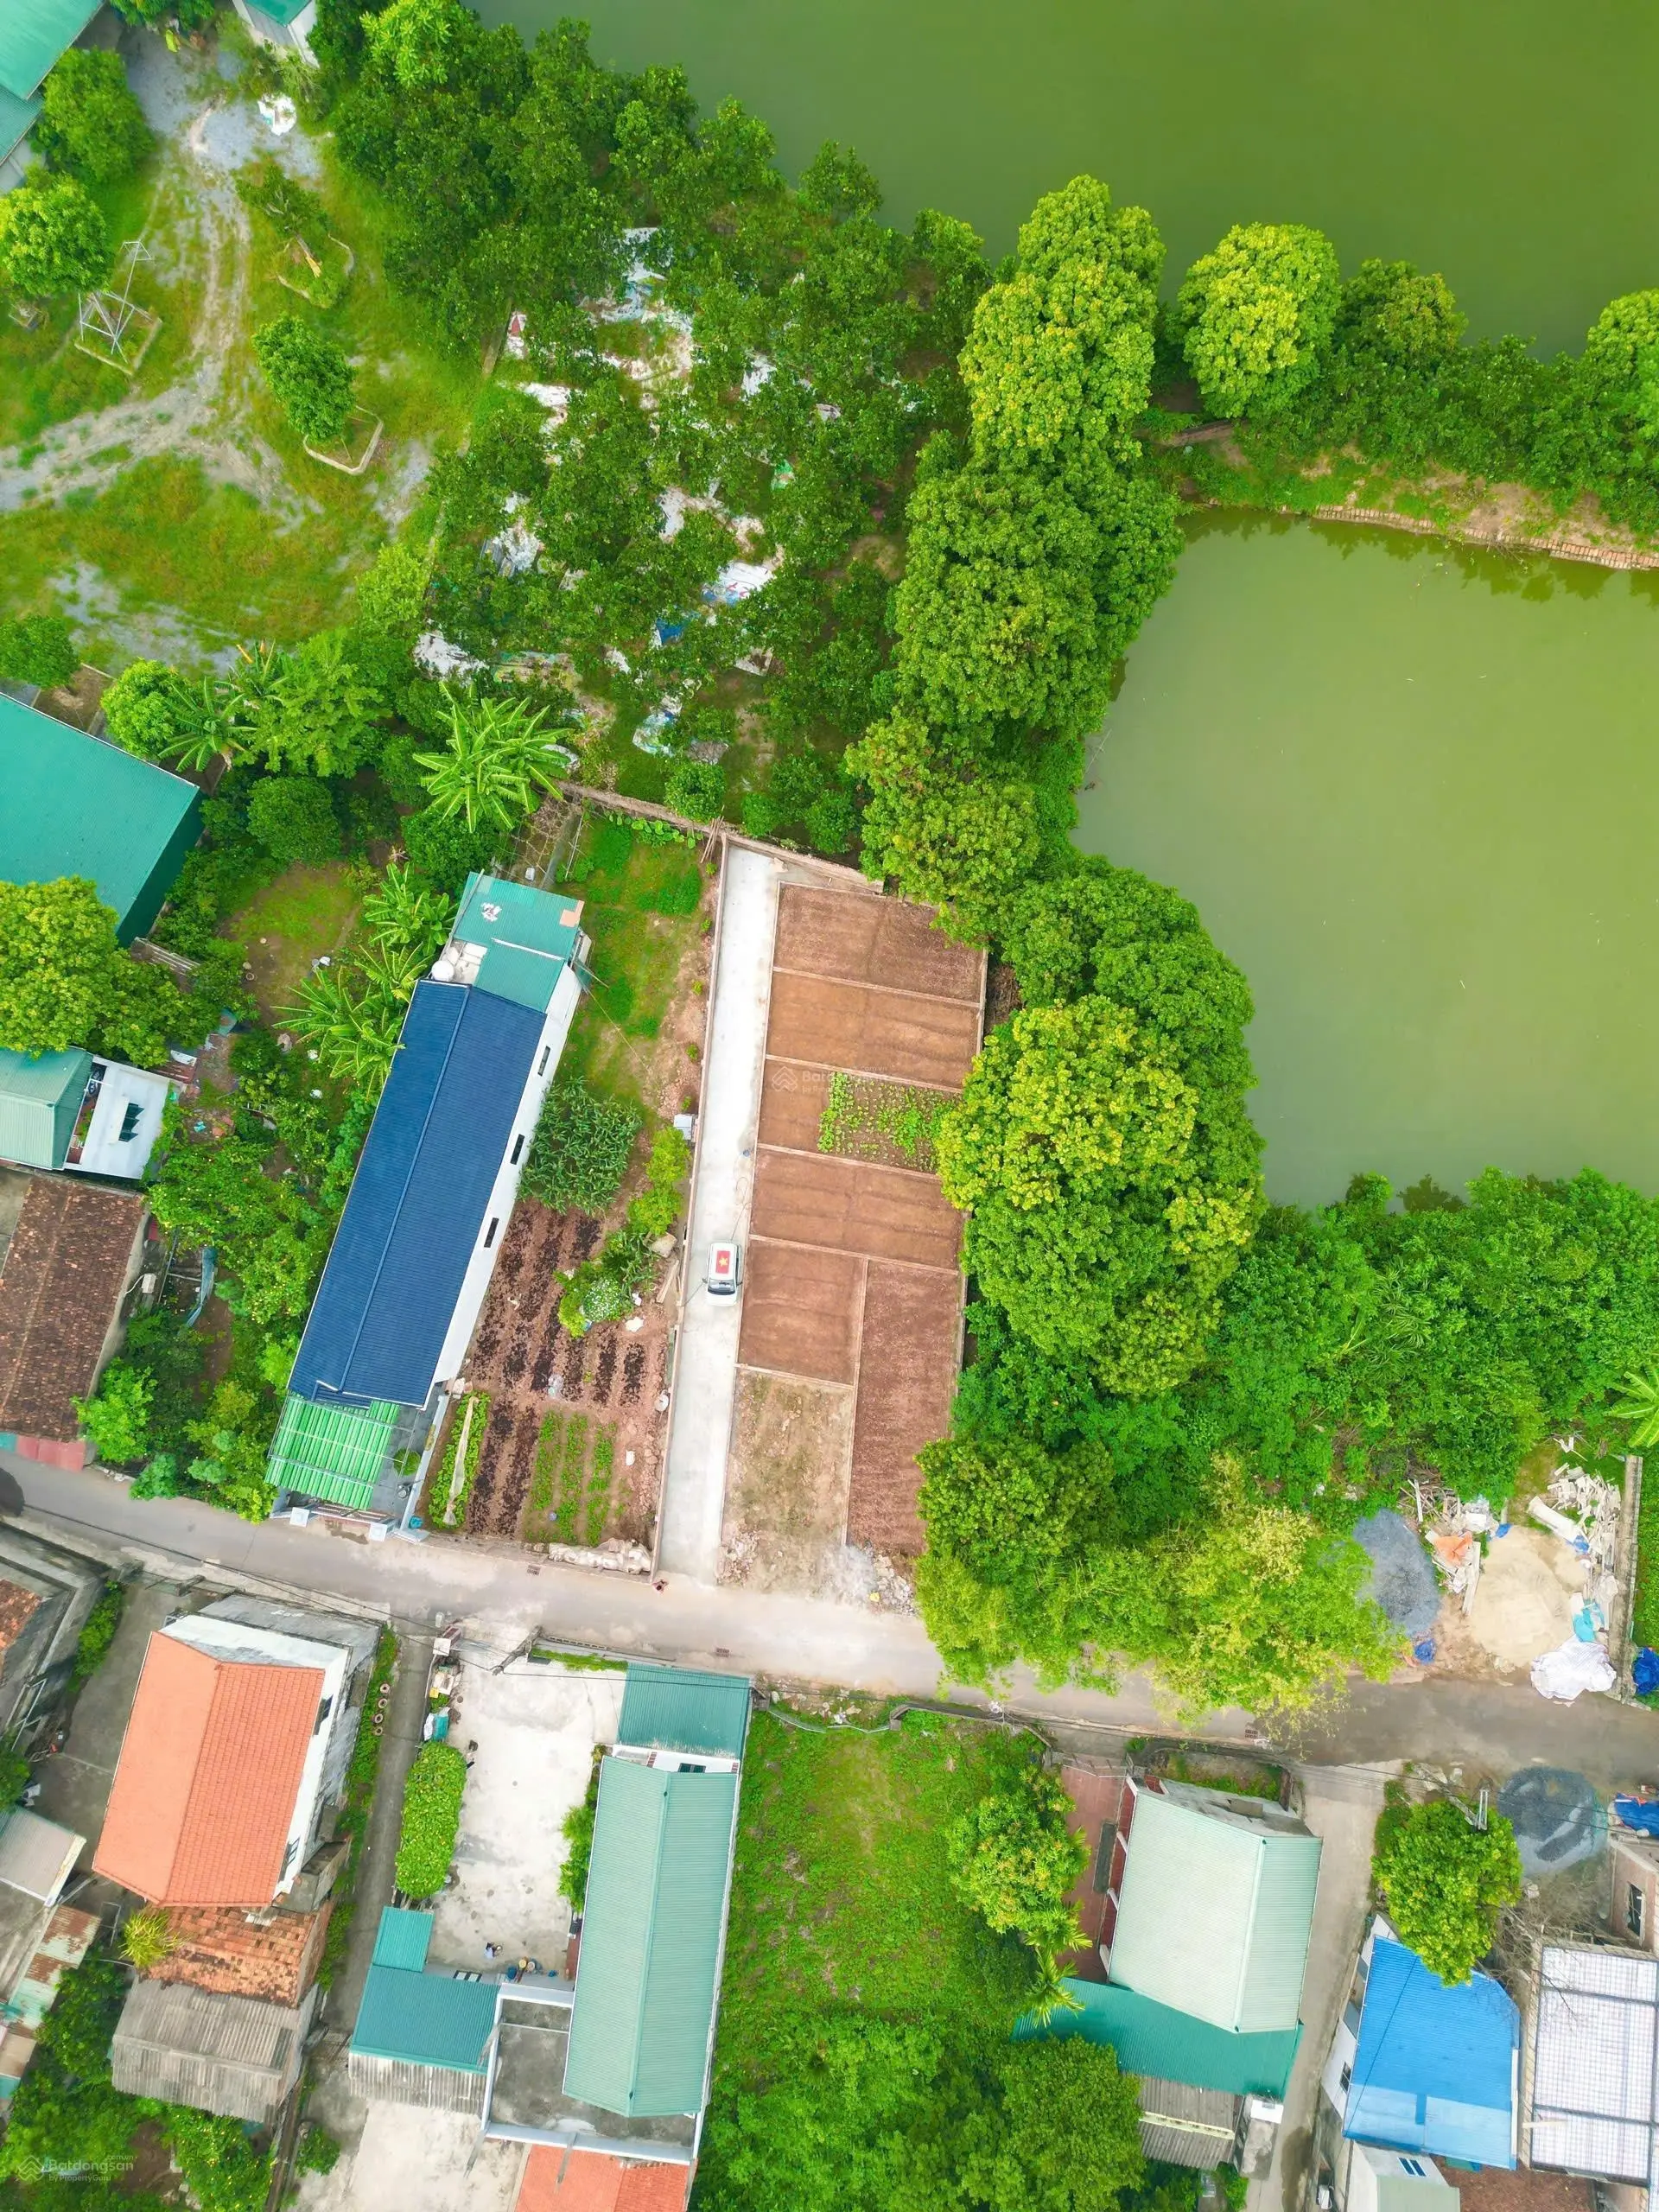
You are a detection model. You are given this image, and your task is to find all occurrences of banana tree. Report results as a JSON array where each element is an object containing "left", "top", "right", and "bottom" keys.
[
  {"left": 156, "top": 676, "right": 251, "bottom": 777},
  {"left": 289, "top": 966, "right": 406, "bottom": 1090},
  {"left": 361, "top": 862, "right": 454, "bottom": 964},
  {"left": 1610, "top": 1359, "right": 1659, "bottom": 1450},
  {"left": 414, "top": 687, "right": 577, "bottom": 834}
]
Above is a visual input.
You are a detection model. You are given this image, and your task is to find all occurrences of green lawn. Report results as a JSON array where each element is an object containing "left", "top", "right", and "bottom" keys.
[
  {"left": 223, "top": 861, "right": 361, "bottom": 1023},
  {"left": 556, "top": 816, "right": 709, "bottom": 1111}
]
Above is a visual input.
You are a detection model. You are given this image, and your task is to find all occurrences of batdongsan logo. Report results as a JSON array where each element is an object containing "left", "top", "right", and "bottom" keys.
[{"left": 8, "top": 2157, "right": 134, "bottom": 2181}]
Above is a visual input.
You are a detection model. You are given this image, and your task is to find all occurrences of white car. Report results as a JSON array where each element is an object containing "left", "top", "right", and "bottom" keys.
[{"left": 707, "top": 1242, "right": 741, "bottom": 1297}]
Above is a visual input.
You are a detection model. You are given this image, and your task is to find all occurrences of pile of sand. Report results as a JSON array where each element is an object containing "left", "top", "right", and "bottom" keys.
[{"left": 1466, "top": 1524, "right": 1584, "bottom": 1667}]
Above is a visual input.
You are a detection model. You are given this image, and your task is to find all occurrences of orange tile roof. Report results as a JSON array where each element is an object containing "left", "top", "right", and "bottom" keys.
[
  {"left": 93, "top": 1634, "right": 324, "bottom": 1906},
  {"left": 516, "top": 2148, "right": 690, "bottom": 2212},
  {"left": 0, "top": 1580, "right": 40, "bottom": 1657}
]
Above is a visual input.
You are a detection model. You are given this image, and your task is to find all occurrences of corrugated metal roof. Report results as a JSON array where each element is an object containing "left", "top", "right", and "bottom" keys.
[
  {"left": 0, "top": 1809, "right": 81, "bottom": 1903},
  {"left": 618, "top": 1665, "right": 751, "bottom": 1758},
  {"left": 346, "top": 2049, "right": 488, "bottom": 2113},
  {"left": 0, "top": 0, "right": 101, "bottom": 100},
  {"left": 111, "top": 1979, "right": 310, "bottom": 2123},
  {"left": 1015, "top": 1979, "right": 1300, "bottom": 2097},
  {"left": 563, "top": 1760, "right": 738, "bottom": 2118},
  {"left": 1529, "top": 1944, "right": 1659, "bottom": 2187},
  {"left": 352, "top": 1961, "right": 497, "bottom": 2071},
  {"left": 289, "top": 982, "right": 543, "bottom": 1409},
  {"left": 0, "top": 1048, "right": 91, "bottom": 1173},
  {"left": 372, "top": 1905, "right": 434, "bottom": 1973},
  {"left": 267, "top": 1393, "right": 397, "bottom": 1510},
  {"left": 0, "top": 84, "right": 41, "bottom": 162},
  {"left": 1345, "top": 1937, "right": 1516, "bottom": 2168},
  {"left": 454, "top": 873, "right": 584, "bottom": 1013},
  {"left": 0, "top": 696, "right": 200, "bottom": 939},
  {"left": 1109, "top": 1788, "right": 1320, "bottom": 2033}
]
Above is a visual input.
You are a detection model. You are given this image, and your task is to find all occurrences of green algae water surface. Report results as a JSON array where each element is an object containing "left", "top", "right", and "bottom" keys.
[
  {"left": 482, "top": 0, "right": 1659, "bottom": 348},
  {"left": 1077, "top": 518, "right": 1659, "bottom": 1205}
]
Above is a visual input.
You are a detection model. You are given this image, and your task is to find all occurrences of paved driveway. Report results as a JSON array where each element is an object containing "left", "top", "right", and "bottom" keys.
[{"left": 656, "top": 847, "right": 781, "bottom": 1580}]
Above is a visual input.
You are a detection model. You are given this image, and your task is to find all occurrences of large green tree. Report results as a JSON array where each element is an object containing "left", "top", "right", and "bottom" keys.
[
  {"left": 253, "top": 315, "right": 357, "bottom": 447},
  {"left": 959, "top": 2041, "right": 1145, "bottom": 2212},
  {"left": 0, "top": 878, "right": 181, "bottom": 1065},
  {"left": 1372, "top": 1799, "right": 1522, "bottom": 1984},
  {"left": 36, "top": 48, "right": 152, "bottom": 184},
  {"left": 0, "top": 175, "right": 111, "bottom": 297},
  {"left": 1175, "top": 221, "right": 1342, "bottom": 417}
]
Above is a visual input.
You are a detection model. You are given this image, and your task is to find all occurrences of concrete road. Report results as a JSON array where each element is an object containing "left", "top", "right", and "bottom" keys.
[{"left": 657, "top": 847, "right": 780, "bottom": 1580}]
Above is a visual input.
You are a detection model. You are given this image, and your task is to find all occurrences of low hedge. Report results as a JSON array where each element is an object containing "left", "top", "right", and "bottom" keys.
[{"left": 394, "top": 1740, "right": 467, "bottom": 1900}]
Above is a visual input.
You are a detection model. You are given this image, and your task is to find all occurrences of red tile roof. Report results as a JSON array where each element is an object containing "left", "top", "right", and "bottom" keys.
[
  {"left": 0, "top": 1180, "right": 144, "bottom": 1441},
  {"left": 517, "top": 2148, "right": 690, "bottom": 2212},
  {"left": 0, "top": 1580, "right": 41, "bottom": 1658},
  {"left": 147, "top": 1904, "right": 331, "bottom": 2005},
  {"left": 93, "top": 1634, "right": 324, "bottom": 1906}
]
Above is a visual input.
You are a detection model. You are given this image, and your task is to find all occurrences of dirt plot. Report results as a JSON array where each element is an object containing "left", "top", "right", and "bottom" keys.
[
  {"left": 773, "top": 886, "right": 983, "bottom": 1002},
  {"left": 848, "top": 1265, "right": 964, "bottom": 1554},
  {"left": 737, "top": 1242, "right": 865, "bottom": 1385},
  {"left": 756, "top": 1060, "right": 836, "bottom": 1152},
  {"left": 766, "top": 971, "right": 981, "bottom": 1090},
  {"left": 752, "top": 1149, "right": 963, "bottom": 1271},
  {"left": 721, "top": 1370, "right": 855, "bottom": 1593}
]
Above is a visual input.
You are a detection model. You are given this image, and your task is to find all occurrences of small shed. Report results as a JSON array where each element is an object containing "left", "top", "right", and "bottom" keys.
[
  {"left": 111, "top": 1978, "right": 316, "bottom": 2124},
  {"left": 0, "top": 1178, "right": 147, "bottom": 1454},
  {"left": 348, "top": 1906, "right": 497, "bottom": 2114},
  {"left": 1529, "top": 1943, "right": 1659, "bottom": 2188},
  {"left": 1344, "top": 1936, "right": 1518, "bottom": 2167},
  {"left": 0, "top": 1050, "right": 170, "bottom": 1180},
  {"left": 617, "top": 1665, "right": 752, "bottom": 1760},
  {"left": 0, "top": 1051, "right": 92, "bottom": 1173},
  {"left": 1105, "top": 1780, "right": 1322, "bottom": 2035},
  {"left": 0, "top": 696, "right": 200, "bottom": 942}
]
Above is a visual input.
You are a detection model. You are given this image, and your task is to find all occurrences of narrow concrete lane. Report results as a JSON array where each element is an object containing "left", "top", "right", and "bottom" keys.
[{"left": 657, "top": 847, "right": 780, "bottom": 1580}]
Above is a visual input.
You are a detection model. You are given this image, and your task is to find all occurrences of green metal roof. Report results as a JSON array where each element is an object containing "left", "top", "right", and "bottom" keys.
[
  {"left": 267, "top": 1393, "right": 397, "bottom": 1510},
  {"left": 563, "top": 1760, "right": 738, "bottom": 2118},
  {"left": 1109, "top": 1788, "right": 1321, "bottom": 2035},
  {"left": 0, "top": 83, "right": 41, "bottom": 162},
  {"left": 372, "top": 1907, "right": 435, "bottom": 1973},
  {"left": 353, "top": 1966, "right": 496, "bottom": 2072},
  {"left": 240, "top": 0, "right": 315, "bottom": 25},
  {"left": 454, "top": 872, "right": 584, "bottom": 1014},
  {"left": 0, "top": 1046, "right": 91, "bottom": 1172},
  {"left": 619, "top": 1665, "right": 751, "bottom": 1758},
  {"left": 1014, "top": 1979, "right": 1302, "bottom": 2098},
  {"left": 0, "top": 698, "right": 200, "bottom": 944},
  {"left": 0, "top": 0, "right": 100, "bottom": 101}
]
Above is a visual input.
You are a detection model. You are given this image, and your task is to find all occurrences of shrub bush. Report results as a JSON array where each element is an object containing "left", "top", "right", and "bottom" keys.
[
  {"left": 101, "top": 658, "right": 183, "bottom": 758},
  {"left": 0, "top": 174, "right": 111, "bottom": 296},
  {"left": 395, "top": 1740, "right": 467, "bottom": 1898},
  {"left": 296, "top": 2125, "right": 341, "bottom": 2175},
  {"left": 523, "top": 1081, "right": 641, "bottom": 1215},
  {"left": 75, "top": 1364, "right": 153, "bottom": 1465},
  {"left": 247, "top": 774, "right": 340, "bottom": 864},
  {"left": 70, "top": 1580, "right": 126, "bottom": 1688},
  {"left": 559, "top": 1759, "right": 601, "bottom": 1909},
  {"left": 0, "top": 613, "right": 78, "bottom": 689},
  {"left": 253, "top": 314, "right": 357, "bottom": 447},
  {"left": 664, "top": 758, "right": 726, "bottom": 822},
  {"left": 626, "top": 1124, "right": 691, "bottom": 1240},
  {"left": 36, "top": 48, "right": 152, "bottom": 184}
]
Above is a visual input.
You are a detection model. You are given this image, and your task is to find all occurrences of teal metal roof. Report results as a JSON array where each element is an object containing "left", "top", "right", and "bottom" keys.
[
  {"left": 242, "top": 0, "right": 315, "bottom": 24},
  {"left": 453, "top": 872, "right": 584, "bottom": 1013},
  {"left": 0, "top": 0, "right": 100, "bottom": 100},
  {"left": 1109, "top": 1787, "right": 1321, "bottom": 2035},
  {"left": 619, "top": 1665, "right": 751, "bottom": 1758},
  {"left": 267, "top": 1393, "right": 397, "bottom": 1510},
  {"left": 371, "top": 1907, "right": 434, "bottom": 1973},
  {"left": 0, "top": 83, "right": 41, "bottom": 162},
  {"left": 0, "top": 1047, "right": 91, "bottom": 1172},
  {"left": 1014, "top": 1979, "right": 1302, "bottom": 2098},
  {"left": 0, "top": 698, "right": 200, "bottom": 943},
  {"left": 563, "top": 1760, "right": 738, "bottom": 2118},
  {"left": 353, "top": 1910, "right": 496, "bottom": 2072}
]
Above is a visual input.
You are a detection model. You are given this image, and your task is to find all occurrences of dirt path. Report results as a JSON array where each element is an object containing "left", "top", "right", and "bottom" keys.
[{"left": 0, "top": 86, "right": 314, "bottom": 528}]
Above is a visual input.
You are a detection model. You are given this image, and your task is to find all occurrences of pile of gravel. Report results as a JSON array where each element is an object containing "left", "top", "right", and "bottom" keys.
[{"left": 1352, "top": 1509, "right": 1441, "bottom": 1638}]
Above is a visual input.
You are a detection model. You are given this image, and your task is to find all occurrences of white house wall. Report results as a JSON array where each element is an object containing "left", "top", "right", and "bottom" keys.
[{"left": 432, "top": 966, "right": 584, "bottom": 1391}]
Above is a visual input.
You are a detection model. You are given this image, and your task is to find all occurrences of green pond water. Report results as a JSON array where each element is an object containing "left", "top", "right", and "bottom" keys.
[
  {"left": 1077, "top": 518, "right": 1659, "bottom": 1205},
  {"left": 480, "top": 0, "right": 1659, "bottom": 347}
]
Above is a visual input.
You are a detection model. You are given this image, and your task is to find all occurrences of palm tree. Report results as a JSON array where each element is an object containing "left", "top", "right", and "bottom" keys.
[
  {"left": 121, "top": 1904, "right": 178, "bottom": 1972},
  {"left": 1611, "top": 1359, "right": 1659, "bottom": 1449},
  {"left": 414, "top": 687, "right": 577, "bottom": 834},
  {"left": 156, "top": 676, "right": 251, "bottom": 776}
]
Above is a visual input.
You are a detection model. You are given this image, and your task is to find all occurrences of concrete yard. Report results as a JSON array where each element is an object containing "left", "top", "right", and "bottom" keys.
[
  {"left": 428, "top": 1654, "right": 626, "bottom": 1973},
  {"left": 294, "top": 2103, "right": 526, "bottom": 2212}
]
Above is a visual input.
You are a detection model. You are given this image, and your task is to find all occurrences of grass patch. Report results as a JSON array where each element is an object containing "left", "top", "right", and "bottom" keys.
[
  {"left": 556, "top": 816, "right": 708, "bottom": 1109},
  {"left": 224, "top": 860, "right": 361, "bottom": 1022},
  {"left": 427, "top": 1390, "right": 488, "bottom": 1530},
  {"left": 1632, "top": 1458, "right": 1659, "bottom": 1659}
]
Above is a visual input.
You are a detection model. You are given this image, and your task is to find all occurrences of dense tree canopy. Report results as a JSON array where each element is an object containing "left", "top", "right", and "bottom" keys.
[
  {"left": 1372, "top": 1798, "right": 1522, "bottom": 1984},
  {"left": 36, "top": 48, "right": 152, "bottom": 185},
  {"left": 254, "top": 315, "right": 358, "bottom": 447},
  {"left": 1174, "top": 222, "right": 1342, "bottom": 417},
  {"left": 0, "top": 879, "right": 181, "bottom": 1065},
  {"left": 0, "top": 174, "right": 111, "bottom": 297}
]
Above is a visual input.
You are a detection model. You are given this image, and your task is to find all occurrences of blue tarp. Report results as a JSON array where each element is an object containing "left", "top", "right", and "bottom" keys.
[
  {"left": 1634, "top": 1648, "right": 1659, "bottom": 1698},
  {"left": 1345, "top": 1936, "right": 1518, "bottom": 2168},
  {"left": 290, "top": 982, "right": 542, "bottom": 1408},
  {"left": 1616, "top": 1794, "right": 1659, "bottom": 1836}
]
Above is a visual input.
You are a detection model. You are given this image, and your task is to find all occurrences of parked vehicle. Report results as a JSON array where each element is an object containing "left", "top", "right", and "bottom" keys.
[{"left": 707, "top": 1242, "right": 741, "bottom": 1297}]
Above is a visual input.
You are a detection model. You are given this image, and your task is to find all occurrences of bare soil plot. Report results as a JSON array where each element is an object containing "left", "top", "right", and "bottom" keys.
[
  {"left": 721, "top": 1370, "right": 855, "bottom": 1593},
  {"left": 737, "top": 1243, "right": 864, "bottom": 1385},
  {"left": 766, "top": 970, "right": 980, "bottom": 1090},
  {"left": 756, "top": 1059, "right": 836, "bottom": 1151},
  {"left": 773, "top": 886, "right": 983, "bottom": 1002},
  {"left": 752, "top": 1150, "right": 963, "bottom": 1271},
  {"left": 848, "top": 1264, "right": 964, "bottom": 1553}
]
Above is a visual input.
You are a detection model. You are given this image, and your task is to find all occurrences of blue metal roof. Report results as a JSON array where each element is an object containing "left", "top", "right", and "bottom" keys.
[
  {"left": 1014, "top": 1979, "right": 1300, "bottom": 2097},
  {"left": 290, "top": 982, "right": 543, "bottom": 1409},
  {"left": 1345, "top": 1936, "right": 1518, "bottom": 2168}
]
